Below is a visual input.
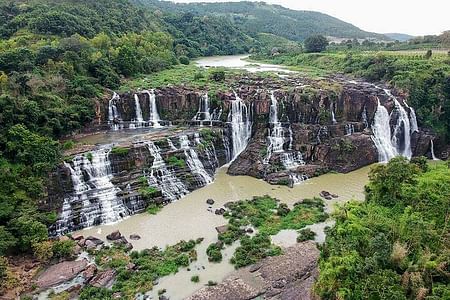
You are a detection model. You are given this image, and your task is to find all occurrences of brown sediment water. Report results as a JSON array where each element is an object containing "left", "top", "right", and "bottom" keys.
[{"left": 77, "top": 164, "right": 372, "bottom": 299}]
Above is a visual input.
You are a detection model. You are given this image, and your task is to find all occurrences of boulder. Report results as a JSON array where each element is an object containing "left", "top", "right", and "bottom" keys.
[
  {"left": 85, "top": 236, "right": 104, "bottom": 246},
  {"left": 215, "top": 225, "right": 229, "bottom": 234},
  {"left": 206, "top": 199, "right": 215, "bottom": 205},
  {"left": 82, "top": 264, "right": 97, "bottom": 281},
  {"left": 106, "top": 230, "right": 122, "bottom": 241},
  {"left": 36, "top": 259, "right": 88, "bottom": 289},
  {"left": 129, "top": 234, "right": 141, "bottom": 240},
  {"left": 215, "top": 208, "right": 226, "bottom": 215},
  {"left": 90, "top": 269, "right": 116, "bottom": 287}
]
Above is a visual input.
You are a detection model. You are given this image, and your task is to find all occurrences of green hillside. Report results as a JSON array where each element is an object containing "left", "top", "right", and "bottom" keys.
[{"left": 139, "top": 0, "right": 387, "bottom": 41}]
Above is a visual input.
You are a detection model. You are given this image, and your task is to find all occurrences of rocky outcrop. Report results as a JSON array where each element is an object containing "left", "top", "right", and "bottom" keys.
[
  {"left": 188, "top": 241, "right": 320, "bottom": 300},
  {"left": 36, "top": 259, "right": 89, "bottom": 289}
]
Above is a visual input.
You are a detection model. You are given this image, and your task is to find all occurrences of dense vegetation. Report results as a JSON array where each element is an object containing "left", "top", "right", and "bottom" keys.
[
  {"left": 316, "top": 158, "right": 450, "bottom": 299},
  {"left": 141, "top": 0, "right": 384, "bottom": 41}
]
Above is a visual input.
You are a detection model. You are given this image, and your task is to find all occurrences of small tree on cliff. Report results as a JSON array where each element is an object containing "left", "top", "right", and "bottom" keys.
[{"left": 304, "top": 35, "right": 329, "bottom": 53}]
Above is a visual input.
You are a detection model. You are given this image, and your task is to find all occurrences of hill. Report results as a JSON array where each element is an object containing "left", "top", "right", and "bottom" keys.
[
  {"left": 139, "top": 0, "right": 387, "bottom": 41},
  {"left": 384, "top": 33, "right": 415, "bottom": 41}
]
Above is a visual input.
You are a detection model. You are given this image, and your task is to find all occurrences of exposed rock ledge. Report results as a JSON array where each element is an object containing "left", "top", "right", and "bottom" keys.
[{"left": 188, "top": 241, "right": 319, "bottom": 300}]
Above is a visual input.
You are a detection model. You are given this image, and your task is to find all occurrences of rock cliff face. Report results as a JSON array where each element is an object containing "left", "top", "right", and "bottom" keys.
[{"left": 47, "top": 75, "right": 437, "bottom": 233}]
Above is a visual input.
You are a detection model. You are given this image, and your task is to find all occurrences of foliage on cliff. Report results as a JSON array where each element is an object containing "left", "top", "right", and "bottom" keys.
[{"left": 316, "top": 158, "right": 450, "bottom": 299}]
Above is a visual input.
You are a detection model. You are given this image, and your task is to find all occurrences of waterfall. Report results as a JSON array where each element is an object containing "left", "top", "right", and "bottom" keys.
[
  {"left": 371, "top": 99, "right": 399, "bottom": 162},
  {"left": 430, "top": 139, "right": 439, "bottom": 160},
  {"left": 56, "top": 148, "right": 130, "bottom": 234},
  {"left": 145, "top": 141, "right": 188, "bottom": 201},
  {"left": 193, "top": 94, "right": 211, "bottom": 124},
  {"left": 167, "top": 138, "right": 178, "bottom": 151},
  {"left": 331, "top": 102, "right": 337, "bottom": 124},
  {"left": 134, "top": 94, "right": 144, "bottom": 127},
  {"left": 227, "top": 92, "right": 252, "bottom": 161},
  {"left": 290, "top": 173, "right": 308, "bottom": 185},
  {"left": 211, "top": 108, "right": 222, "bottom": 121},
  {"left": 108, "top": 92, "right": 121, "bottom": 131},
  {"left": 403, "top": 100, "right": 419, "bottom": 133},
  {"left": 345, "top": 124, "right": 355, "bottom": 136},
  {"left": 179, "top": 135, "right": 213, "bottom": 185},
  {"left": 264, "top": 92, "right": 285, "bottom": 163},
  {"left": 387, "top": 90, "right": 412, "bottom": 159},
  {"left": 281, "top": 152, "right": 305, "bottom": 169},
  {"left": 144, "top": 89, "right": 162, "bottom": 128},
  {"left": 362, "top": 106, "right": 369, "bottom": 129}
]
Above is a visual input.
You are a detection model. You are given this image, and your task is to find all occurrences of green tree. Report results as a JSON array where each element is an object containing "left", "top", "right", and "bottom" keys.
[{"left": 304, "top": 35, "right": 328, "bottom": 53}]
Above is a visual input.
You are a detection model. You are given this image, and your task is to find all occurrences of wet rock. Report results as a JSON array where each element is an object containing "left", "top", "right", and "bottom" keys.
[
  {"left": 206, "top": 199, "right": 215, "bottom": 205},
  {"left": 36, "top": 259, "right": 88, "bottom": 289},
  {"left": 72, "top": 234, "right": 84, "bottom": 241},
  {"left": 106, "top": 230, "right": 122, "bottom": 241},
  {"left": 82, "top": 264, "right": 97, "bottom": 281},
  {"left": 129, "top": 234, "right": 141, "bottom": 240},
  {"left": 159, "top": 296, "right": 169, "bottom": 300},
  {"left": 85, "top": 236, "right": 104, "bottom": 246},
  {"left": 85, "top": 240, "right": 98, "bottom": 250},
  {"left": 90, "top": 269, "right": 116, "bottom": 287},
  {"left": 331, "top": 194, "right": 339, "bottom": 198},
  {"left": 67, "top": 284, "right": 82, "bottom": 294},
  {"left": 215, "top": 208, "right": 226, "bottom": 215},
  {"left": 319, "top": 191, "right": 331, "bottom": 198},
  {"left": 215, "top": 225, "right": 229, "bottom": 234}
]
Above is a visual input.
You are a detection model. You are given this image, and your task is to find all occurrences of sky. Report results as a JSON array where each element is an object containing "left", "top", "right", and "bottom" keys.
[{"left": 172, "top": 0, "right": 450, "bottom": 36}]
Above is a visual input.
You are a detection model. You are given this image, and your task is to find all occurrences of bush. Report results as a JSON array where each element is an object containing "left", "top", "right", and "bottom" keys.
[
  {"left": 0, "top": 256, "right": 8, "bottom": 283},
  {"left": 33, "top": 241, "right": 54, "bottom": 262},
  {"left": 52, "top": 239, "right": 76, "bottom": 259},
  {"left": 304, "top": 35, "right": 328, "bottom": 53},
  {"left": 206, "top": 243, "right": 223, "bottom": 262},
  {"left": 167, "top": 156, "right": 185, "bottom": 168},
  {"left": 209, "top": 69, "right": 225, "bottom": 81},
  {"left": 297, "top": 228, "right": 316, "bottom": 242},
  {"left": 179, "top": 56, "right": 190, "bottom": 65},
  {"left": 191, "top": 275, "right": 199, "bottom": 283},
  {"left": 110, "top": 147, "right": 129, "bottom": 156},
  {"left": 146, "top": 202, "right": 162, "bottom": 215}
]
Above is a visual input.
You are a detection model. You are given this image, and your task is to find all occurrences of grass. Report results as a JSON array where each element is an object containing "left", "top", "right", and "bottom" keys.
[{"left": 110, "top": 146, "right": 129, "bottom": 156}]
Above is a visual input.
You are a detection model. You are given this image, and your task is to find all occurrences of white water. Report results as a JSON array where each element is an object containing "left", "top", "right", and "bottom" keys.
[
  {"left": 371, "top": 99, "right": 399, "bottom": 162},
  {"left": 281, "top": 152, "right": 306, "bottom": 169},
  {"left": 108, "top": 92, "right": 121, "bottom": 131},
  {"left": 403, "top": 100, "right": 419, "bottom": 133},
  {"left": 56, "top": 148, "right": 129, "bottom": 233},
  {"left": 193, "top": 93, "right": 211, "bottom": 124},
  {"left": 145, "top": 141, "right": 189, "bottom": 201},
  {"left": 289, "top": 173, "right": 309, "bottom": 185},
  {"left": 144, "top": 89, "right": 162, "bottom": 128},
  {"left": 386, "top": 89, "right": 412, "bottom": 159},
  {"left": 179, "top": 135, "right": 213, "bottom": 185},
  {"left": 430, "top": 139, "right": 439, "bottom": 160},
  {"left": 264, "top": 92, "right": 285, "bottom": 163},
  {"left": 134, "top": 94, "right": 144, "bottom": 126},
  {"left": 345, "top": 123, "right": 355, "bottom": 136},
  {"left": 362, "top": 106, "right": 369, "bottom": 128},
  {"left": 331, "top": 102, "right": 337, "bottom": 124},
  {"left": 167, "top": 138, "right": 178, "bottom": 151},
  {"left": 227, "top": 92, "right": 252, "bottom": 161}
]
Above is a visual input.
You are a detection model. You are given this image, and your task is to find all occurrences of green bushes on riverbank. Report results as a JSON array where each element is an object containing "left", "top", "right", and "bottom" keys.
[{"left": 315, "top": 158, "right": 450, "bottom": 299}]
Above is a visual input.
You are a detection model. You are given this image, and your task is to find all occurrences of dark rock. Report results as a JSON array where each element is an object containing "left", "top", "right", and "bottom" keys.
[
  {"left": 106, "top": 230, "right": 122, "bottom": 241},
  {"left": 85, "top": 236, "right": 104, "bottom": 245},
  {"left": 215, "top": 225, "right": 229, "bottom": 234},
  {"left": 319, "top": 191, "right": 331, "bottom": 198},
  {"left": 129, "top": 234, "right": 141, "bottom": 240},
  {"left": 159, "top": 296, "right": 169, "bottom": 300},
  {"left": 206, "top": 199, "right": 215, "bottom": 205},
  {"left": 331, "top": 194, "right": 339, "bottom": 198},
  {"left": 215, "top": 208, "right": 226, "bottom": 215},
  {"left": 36, "top": 259, "right": 88, "bottom": 288},
  {"left": 66, "top": 284, "right": 82, "bottom": 294},
  {"left": 246, "top": 228, "right": 254, "bottom": 234},
  {"left": 90, "top": 269, "right": 116, "bottom": 287}
]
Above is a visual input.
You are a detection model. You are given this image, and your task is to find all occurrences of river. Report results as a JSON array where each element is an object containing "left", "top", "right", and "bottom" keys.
[{"left": 78, "top": 164, "right": 371, "bottom": 299}]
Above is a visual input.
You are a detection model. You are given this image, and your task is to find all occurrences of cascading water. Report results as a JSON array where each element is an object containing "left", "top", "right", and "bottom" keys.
[
  {"left": 264, "top": 92, "right": 285, "bottom": 163},
  {"left": 144, "top": 89, "right": 162, "bottom": 128},
  {"left": 134, "top": 94, "right": 144, "bottom": 127},
  {"left": 430, "top": 139, "right": 439, "bottom": 160},
  {"left": 227, "top": 92, "right": 252, "bottom": 161},
  {"left": 289, "top": 173, "right": 309, "bottom": 185},
  {"left": 55, "top": 148, "right": 129, "bottom": 234},
  {"left": 193, "top": 94, "right": 211, "bottom": 125},
  {"left": 371, "top": 99, "right": 399, "bottom": 162},
  {"left": 345, "top": 123, "right": 355, "bottom": 136},
  {"left": 403, "top": 100, "right": 419, "bottom": 133},
  {"left": 362, "top": 106, "right": 369, "bottom": 129},
  {"left": 281, "top": 152, "right": 305, "bottom": 169},
  {"left": 179, "top": 135, "right": 213, "bottom": 185},
  {"left": 331, "top": 102, "right": 337, "bottom": 124},
  {"left": 386, "top": 89, "right": 412, "bottom": 159},
  {"left": 108, "top": 92, "right": 122, "bottom": 131},
  {"left": 144, "top": 141, "right": 188, "bottom": 201},
  {"left": 167, "top": 138, "right": 178, "bottom": 151}
]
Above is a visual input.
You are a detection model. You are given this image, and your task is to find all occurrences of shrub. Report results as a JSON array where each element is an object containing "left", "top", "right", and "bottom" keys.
[
  {"left": 297, "top": 228, "right": 316, "bottom": 242},
  {"left": 179, "top": 56, "right": 190, "bottom": 65},
  {"left": 206, "top": 243, "right": 223, "bottom": 262},
  {"left": 146, "top": 202, "right": 162, "bottom": 215},
  {"left": 209, "top": 69, "right": 225, "bottom": 81},
  {"left": 33, "top": 241, "right": 54, "bottom": 262},
  {"left": 52, "top": 239, "right": 76, "bottom": 259},
  {"left": 167, "top": 156, "right": 185, "bottom": 168},
  {"left": 207, "top": 280, "right": 217, "bottom": 286},
  {"left": 110, "top": 147, "right": 129, "bottom": 156},
  {"left": 0, "top": 256, "right": 8, "bottom": 283},
  {"left": 191, "top": 275, "right": 200, "bottom": 283}
]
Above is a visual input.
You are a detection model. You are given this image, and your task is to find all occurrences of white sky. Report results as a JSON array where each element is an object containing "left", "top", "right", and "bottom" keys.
[{"left": 172, "top": 0, "right": 450, "bottom": 36}]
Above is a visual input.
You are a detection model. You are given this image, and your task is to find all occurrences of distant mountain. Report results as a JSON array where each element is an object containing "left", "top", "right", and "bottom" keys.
[
  {"left": 138, "top": 0, "right": 387, "bottom": 41},
  {"left": 384, "top": 33, "right": 415, "bottom": 42}
]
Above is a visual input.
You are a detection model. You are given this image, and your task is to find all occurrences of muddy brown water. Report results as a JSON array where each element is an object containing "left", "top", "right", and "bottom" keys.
[{"left": 77, "top": 165, "right": 371, "bottom": 299}]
